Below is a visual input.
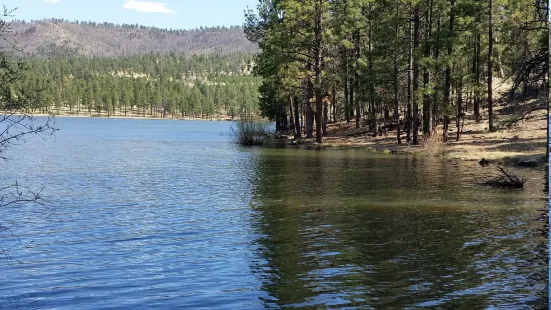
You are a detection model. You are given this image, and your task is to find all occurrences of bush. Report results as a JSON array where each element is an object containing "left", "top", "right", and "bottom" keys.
[
  {"left": 496, "top": 114, "right": 521, "bottom": 130},
  {"left": 230, "top": 120, "right": 274, "bottom": 146}
]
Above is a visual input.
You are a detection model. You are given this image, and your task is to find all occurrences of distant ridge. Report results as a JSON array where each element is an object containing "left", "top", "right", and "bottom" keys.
[{"left": 7, "top": 19, "right": 258, "bottom": 58}]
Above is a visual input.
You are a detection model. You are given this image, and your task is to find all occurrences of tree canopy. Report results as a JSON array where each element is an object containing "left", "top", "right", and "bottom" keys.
[{"left": 245, "top": 0, "right": 548, "bottom": 144}]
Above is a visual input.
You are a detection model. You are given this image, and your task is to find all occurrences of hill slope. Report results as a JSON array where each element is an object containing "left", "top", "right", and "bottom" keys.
[{"left": 8, "top": 20, "right": 258, "bottom": 57}]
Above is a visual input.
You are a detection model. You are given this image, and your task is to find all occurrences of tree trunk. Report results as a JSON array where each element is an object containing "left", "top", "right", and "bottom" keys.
[
  {"left": 281, "top": 103, "right": 288, "bottom": 132},
  {"left": 314, "top": 3, "right": 323, "bottom": 143},
  {"left": 294, "top": 96, "right": 301, "bottom": 139},
  {"left": 367, "top": 16, "right": 377, "bottom": 137},
  {"left": 456, "top": 80, "right": 463, "bottom": 141},
  {"left": 349, "top": 48, "right": 356, "bottom": 125},
  {"left": 344, "top": 49, "right": 350, "bottom": 124},
  {"left": 332, "top": 85, "right": 337, "bottom": 123},
  {"left": 323, "top": 93, "right": 328, "bottom": 136},
  {"left": 422, "top": 0, "right": 433, "bottom": 136},
  {"left": 306, "top": 96, "right": 314, "bottom": 138},
  {"left": 487, "top": 0, "right": 495, "bottom": 132},
  {"left": 407, "top": 14, "right": 413, "bottom": 142},
  {"left": 305, "top": 61, "right": 315, "bottom": 138},
  {"left": 289, "top": 97, "right": 296, "bottom": 138},
  {"left": 354, "top": 31, "right": 361, "bottom": 129},
  {"left": 412, "top": 6, "right": 420, "bottom": 145},
  {"left": 316, "top": 87, "right": 323, "bottom": 143},
  {"left": 275, "top": 111, "right": 281, "bottom": 132},
  {"left": 432, "top": 19, "right": 440, "bottom": 130},
  {"left": 474, "top": 11, "right": 481, "bottom": 123},
  {"left": 443, "top": 0, "right": 455, "bottom": 142},
  {"left": 394, "top": 0, "right": 401, "bottom": 144},
  {"left": 301, "top": 100, "right": 305, "bottom": 136}
]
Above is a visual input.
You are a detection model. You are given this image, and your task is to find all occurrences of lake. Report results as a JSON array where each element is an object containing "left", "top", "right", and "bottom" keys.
[{"left": 0, "top": 117, "right": 547, "bottom": 309}]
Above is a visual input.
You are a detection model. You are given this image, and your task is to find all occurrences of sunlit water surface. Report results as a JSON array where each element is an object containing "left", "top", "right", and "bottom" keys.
[{"left": 0, "top": 117, "right": 547, "bottom": 309}]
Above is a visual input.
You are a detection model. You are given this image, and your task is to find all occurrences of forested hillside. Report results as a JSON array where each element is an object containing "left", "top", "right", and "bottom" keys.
[
  {"left": 9, "top": 19, "right": 257, "bottom": 57},
  {"left": 0, "top": 18, "right": 262, "bottom": 120},
  {"left": 16, "top": 53, "right": 261, "bottom": 119},
  {"left": 245, "top": 0, "right": 548, "bottom": 144}
]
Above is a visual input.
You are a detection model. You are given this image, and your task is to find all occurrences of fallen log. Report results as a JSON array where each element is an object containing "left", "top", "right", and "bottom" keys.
[{"left": 345, "top": 127, "right": 369, "bottom": 137}]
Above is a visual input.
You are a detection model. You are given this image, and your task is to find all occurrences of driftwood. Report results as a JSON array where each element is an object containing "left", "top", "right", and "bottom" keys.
[{"left": 484, "top": 166, "right": 525, "bottom": 189}]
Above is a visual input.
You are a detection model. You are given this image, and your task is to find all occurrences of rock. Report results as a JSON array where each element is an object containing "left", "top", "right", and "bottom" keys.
[
  {"left": 516, "top": 159, "right": 538, "bottom": 167},
  {"left": 479, "top": 158, "right": 490, "bottom": 166}
]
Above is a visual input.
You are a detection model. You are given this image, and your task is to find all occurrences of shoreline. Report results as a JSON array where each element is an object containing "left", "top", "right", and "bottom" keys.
[
  {"left": 279, "top": 106, "right": 548, "bottom": 169},
  {"left": 25, "top": 104, "right": 547, "bottom": 169},
  {"left": 28, "top": 112, "right": 236, "bottom": 122},
  {"left": 282, "top": 139, "right": 547, "bottom": 169}
]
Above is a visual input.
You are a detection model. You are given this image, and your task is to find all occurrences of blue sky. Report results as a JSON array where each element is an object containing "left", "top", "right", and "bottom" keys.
[{"left": 2, "top": 0, "right": 259, "bottom": 29}]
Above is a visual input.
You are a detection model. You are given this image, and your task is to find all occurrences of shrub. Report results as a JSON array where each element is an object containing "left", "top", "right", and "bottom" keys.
[
  {"left": 496, "top": 114, "right": 521, "bottom": 130},
  {"left": 230, "top": 120, "right": 274, "bottom": 146}
]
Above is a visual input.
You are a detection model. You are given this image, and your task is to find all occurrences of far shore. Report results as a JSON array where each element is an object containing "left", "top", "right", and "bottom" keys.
[{"left": 28, "top": 111, "right": 236, "bottom": 122}]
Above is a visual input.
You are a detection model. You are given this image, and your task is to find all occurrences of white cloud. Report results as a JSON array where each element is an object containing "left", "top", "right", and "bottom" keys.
[
  {"left": 122, "top": 0, "right": 176, "bottom": 14},
  {"left": 42, "top": 0, "right": 60, "bottom": 3}
]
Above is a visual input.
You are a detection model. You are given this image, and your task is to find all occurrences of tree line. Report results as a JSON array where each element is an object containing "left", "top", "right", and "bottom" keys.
[
  {"left": 9, "top": 53, "right": 261, "bottom": 119},
  {"left": 244, "top": 0, "right": 548, "bottom": 143},
  {"left": 14, "top": 18, "right": 244, "bottom": 33}
]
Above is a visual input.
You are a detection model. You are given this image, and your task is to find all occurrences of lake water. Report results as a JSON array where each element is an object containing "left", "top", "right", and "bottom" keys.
[{"left": 0, "top": 117, "right": 547, "bottom": 309}]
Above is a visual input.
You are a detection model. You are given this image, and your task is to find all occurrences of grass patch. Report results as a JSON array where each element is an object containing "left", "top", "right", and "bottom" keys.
[
  {"left": 230, "top": 119, "right": 274, "bottom": 146},
  {"left": 420, "top": 130, "right": 444, "bottom": 157}
]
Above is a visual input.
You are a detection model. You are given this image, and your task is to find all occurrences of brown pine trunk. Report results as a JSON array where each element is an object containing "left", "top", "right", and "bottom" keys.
[
  {"left": 367, "top": 22, "right": 377, "bottom": 136},
  {"left": 394, "top": 0, "right": 401, "bottom": 144},
  {"left": 294, "top": 96, "right": 301, "bottom": 139},
  {"left": 343, "top": 49, "right": 350, "bottom": 124},
  {"left": 474, "top": 9, "right": 481, "bottom": 123},
  {"left": 289, "top": 97, "right": 296, "bottom": 138},
  {"left": 412, "top": 6, "right": 420, "bottom": 145},
  {"left": 314, "top": 2, "right": 323, "bottom": 143},
  {"left": 301, "top": 100, "right": 305, "bottom": 136},
  {"left": 407, "top": 14, "right": 413, "bottom": 143},
  {"left": 332, "top": 85, "right": 337, "bottom": 123},
  {"left": 456, "top": 80, "right": 463, "bottom": 141},
  {"left": 432, "top": 19, "right": 440, "bottom": 130},
  {"left": 323, "top": 93, "right": 328, "bottom": 136},
  {"left": 354, "top": 31, "right": 361, "bottom": 129},
  {"left": 487, "top": 0, "right": 494, "bottom": 132},
  {"left": 422, "top": 0, "right": 433, "bottom": 136},
  {"left": 443, "top": 0, "right": 455, "bottom": 142},
  {"left": 315, "top": 87, "right": 323, "bottom": 143},
  {"left": 305, "top": 62, "right": 314, "bottom": 139}
]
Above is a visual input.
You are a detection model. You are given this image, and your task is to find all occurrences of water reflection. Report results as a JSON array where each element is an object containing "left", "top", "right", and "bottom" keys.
[
  {"left": 0, "top": 117, "right": 547, "bottom": 309},
  {"left": 248, "top": 149, "right": 548, "bottom": 308}
]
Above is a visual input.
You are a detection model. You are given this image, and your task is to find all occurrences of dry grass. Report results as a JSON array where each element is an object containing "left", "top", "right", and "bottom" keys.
[
  {"left": 420, "top": 130, "right": 444, "bottom": 157},
  {"left": 444, "top": 103, "right": 547, "bottom": 163},
  {"left": 311, "top": 85, "right": 546, "bottom": 166}
]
